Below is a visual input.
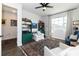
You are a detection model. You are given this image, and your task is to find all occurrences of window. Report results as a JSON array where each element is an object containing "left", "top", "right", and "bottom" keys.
[{"left": 51, "top": 16, "right": 67, "bottom": 39}]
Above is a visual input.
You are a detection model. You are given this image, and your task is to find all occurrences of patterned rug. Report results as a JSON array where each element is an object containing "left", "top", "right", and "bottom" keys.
[{"left": 21, "top": 38, "right": 64, "bottom": 56}]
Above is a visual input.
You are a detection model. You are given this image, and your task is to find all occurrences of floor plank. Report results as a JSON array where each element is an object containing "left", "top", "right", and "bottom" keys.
[{"left": 2, "top": 39, "right": 25, "bottom": 56}]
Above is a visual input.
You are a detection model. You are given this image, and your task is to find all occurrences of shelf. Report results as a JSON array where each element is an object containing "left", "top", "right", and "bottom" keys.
[
  {"left": 22, "top": 24, "right": 31, "bottom": 25},
  {"left": 73, "top": 20, "right": 79, "bottom": 25}
]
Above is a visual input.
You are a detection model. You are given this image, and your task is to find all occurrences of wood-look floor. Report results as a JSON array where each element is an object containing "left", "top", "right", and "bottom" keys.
[
  {"left": 2, "top": 38, "right": 64, "bottom": 56},
  {"left": 2, "top": 39, "right": 25, "bottom": 56}
]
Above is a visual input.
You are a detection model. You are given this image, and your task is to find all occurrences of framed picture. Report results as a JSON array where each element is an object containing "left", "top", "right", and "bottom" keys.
[
  {"left": 11, "top": 20, "right": 17, "bottom": 26},
  {"left": 32, "top": 23, "right": 37, "bottom": 28},
  {"left": 2, "top": 19, "right": 6, "bottom": 24}
]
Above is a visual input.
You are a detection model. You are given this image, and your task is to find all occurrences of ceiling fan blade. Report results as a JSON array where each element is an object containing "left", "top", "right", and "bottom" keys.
[
  {"left": 45, "top": 3, "right": 49, "bottom": 6},
  {"left": 40, "top": 3, "right": 44, "bottom": 6},
  {"left": 46, "top": 6, "right": 53, "bottom": 8},
  {"left": 35, "top": 6, "right": 43, "bottom": 9}
]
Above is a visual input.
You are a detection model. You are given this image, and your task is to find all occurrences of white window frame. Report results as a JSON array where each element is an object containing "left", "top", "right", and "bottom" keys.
[{"left": 51, "top": 16, "right": 67, "bottom": 39}]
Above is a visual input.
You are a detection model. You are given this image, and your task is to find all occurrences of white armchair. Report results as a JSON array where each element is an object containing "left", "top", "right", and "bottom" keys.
[
  {"left": 33, "top": 31, "right": 44, "bottom": 41},
  {"left": 44, "top": 42, "right": 70, "bottom": 56}
]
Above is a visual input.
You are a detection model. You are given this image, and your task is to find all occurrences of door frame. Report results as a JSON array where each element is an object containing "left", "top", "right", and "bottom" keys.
[{"left": 1, "top": 3, "right": 22, "bottom": 47}]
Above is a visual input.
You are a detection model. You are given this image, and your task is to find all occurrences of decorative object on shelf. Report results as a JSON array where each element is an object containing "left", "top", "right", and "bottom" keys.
[
  {"left": 11, "top": 19, "right": 17, "bottom": 26},
  {"left": 38, "top": 20, "right": 45, "bottom": 37},
  {"left": 2, "top": 19, "right": 6, "bottom": 24}
]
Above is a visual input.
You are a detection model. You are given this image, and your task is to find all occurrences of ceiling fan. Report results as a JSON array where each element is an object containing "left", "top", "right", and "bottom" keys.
[{"left": 35, "top": 3, "right": 53, "bottom": 11}]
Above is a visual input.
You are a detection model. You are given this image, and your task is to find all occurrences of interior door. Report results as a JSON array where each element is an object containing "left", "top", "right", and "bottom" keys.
[{"left": 0, "top": 3, "right": 2, "bottom": 56}]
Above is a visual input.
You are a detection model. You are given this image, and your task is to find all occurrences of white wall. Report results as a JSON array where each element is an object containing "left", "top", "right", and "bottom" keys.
[
  {"left": 0, "top": 3, "right": 2, "bottom": 56},
  {"left": 65, "top": 12, "right": 73, "bottom": 37},
  {"left": 0, "top": 4, "right": 2, "bottom": 36},
  {"left": 71, "top": 8, "right": 79, "bottom": 21},
  {"left": 22, "top": 9, "right": 40, "bottom": 23},
  {"left": 2, "top": 11, "right": 17, "bottom": 40},
  {"left": 2, "top": 3, "right": 22, "bottom": 46}
]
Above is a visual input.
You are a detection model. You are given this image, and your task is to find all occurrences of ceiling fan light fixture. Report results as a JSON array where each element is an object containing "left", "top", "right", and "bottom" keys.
[
  {"left": 42, "top": 7, "right": 46, "bottom": 11},
  {"left": 43, "top": 7, "right": 46, "bottom": 10}
]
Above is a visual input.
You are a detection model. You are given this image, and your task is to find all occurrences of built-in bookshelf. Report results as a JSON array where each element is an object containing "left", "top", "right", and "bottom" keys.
[
  {"left": 22, "top": 18, "right": 32, "bottom": 32},
  {"left": 22, "top": 18, "right": 32, "bottom": 44}
]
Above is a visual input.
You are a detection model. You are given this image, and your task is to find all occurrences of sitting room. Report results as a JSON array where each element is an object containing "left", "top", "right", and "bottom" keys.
[{"left": 1, "top": 3, "right": 79, "bottom": 56}]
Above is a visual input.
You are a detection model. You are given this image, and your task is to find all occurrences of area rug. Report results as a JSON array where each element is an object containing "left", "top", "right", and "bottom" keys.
[{"left": 21, "top": 38, "right": 64, "bottom": 56}]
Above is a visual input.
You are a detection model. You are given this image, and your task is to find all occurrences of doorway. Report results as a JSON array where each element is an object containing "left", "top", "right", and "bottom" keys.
[{"left": 2, "top": 4, "right": 18, "bottom": 56}]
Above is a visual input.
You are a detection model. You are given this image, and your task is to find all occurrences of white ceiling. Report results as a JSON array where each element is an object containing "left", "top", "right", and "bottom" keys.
[{"left": 22, "top": 3, "right": 79, "bottom": 16}]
